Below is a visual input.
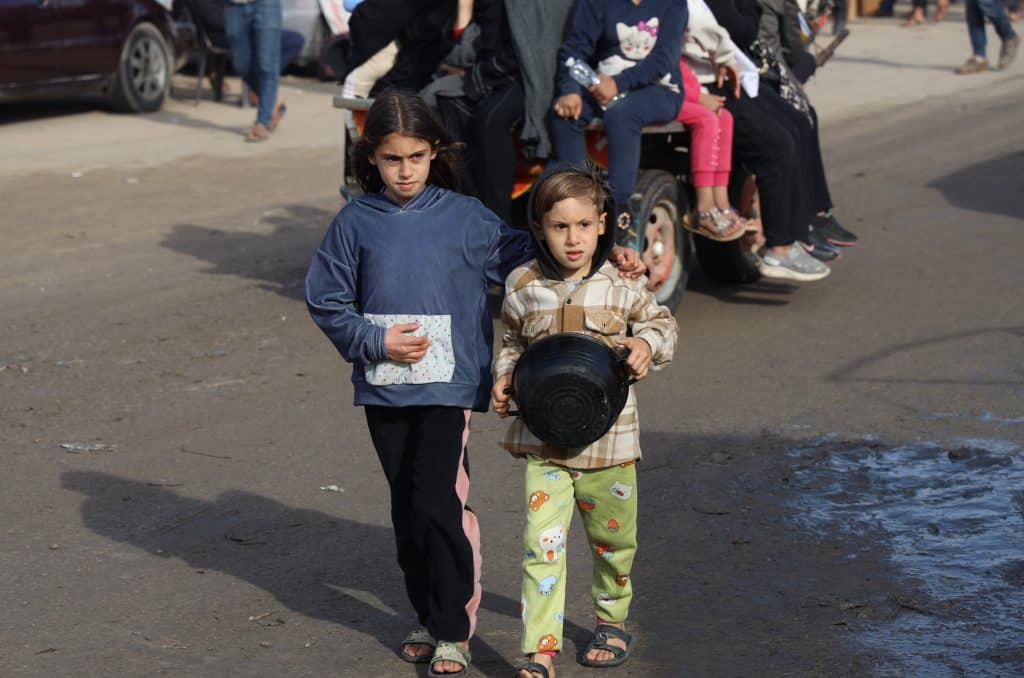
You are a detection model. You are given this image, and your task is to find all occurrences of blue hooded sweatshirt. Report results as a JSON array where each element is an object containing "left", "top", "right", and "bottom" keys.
[{"left": 306, "top": 185, "right": 534, "bottom": 412}]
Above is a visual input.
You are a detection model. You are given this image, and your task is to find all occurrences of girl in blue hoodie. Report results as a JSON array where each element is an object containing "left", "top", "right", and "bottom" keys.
[{"left": 305, "top": 91, "right": 642, "bottom": 677}]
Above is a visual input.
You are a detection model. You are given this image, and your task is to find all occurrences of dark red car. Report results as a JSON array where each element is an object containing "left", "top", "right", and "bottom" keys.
[{"left": 0, "top": 0, "right": 188, "bottom": 112}]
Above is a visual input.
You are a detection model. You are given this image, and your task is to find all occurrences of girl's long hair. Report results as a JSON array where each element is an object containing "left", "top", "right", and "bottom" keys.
[{"left": 350, "top": 90, "right": 461, "bottom": 194}]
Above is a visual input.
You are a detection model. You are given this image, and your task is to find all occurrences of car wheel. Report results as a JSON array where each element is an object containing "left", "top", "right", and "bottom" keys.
[
  {"left": 635, "top": 170, "right": 693, "bottom": 311},
  {"left": 110, "top": 23, "right": 171, "bottom": 113}
]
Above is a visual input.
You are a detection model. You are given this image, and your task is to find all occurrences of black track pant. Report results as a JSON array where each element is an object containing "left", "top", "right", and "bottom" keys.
[{"left": 364, "top": 405, "right": 482, "bottom": 642}]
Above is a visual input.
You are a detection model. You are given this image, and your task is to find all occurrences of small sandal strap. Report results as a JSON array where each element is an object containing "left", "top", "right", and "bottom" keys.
[
  {"left": 513, "top": 661, "right": 551, "bottom": 678},
  {"left": 404, "top": 627, "right": 436, "bottom": 646},
  {"left": 432, "top": 640, "right": 471, "bottom": 668}
]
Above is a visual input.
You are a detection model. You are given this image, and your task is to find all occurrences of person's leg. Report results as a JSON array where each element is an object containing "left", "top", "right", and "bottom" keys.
[
  {"left": 407, "top": 407, "right": 481, "bottom": 649},
  {"left": 224, "top": 4, "right": 254, "bottom": 90},
  {"left": 576, "top": 462, "right": 638, "bottom": 665},
  {"left": 761, "top": 91, "right": 833, "bottom": 215},
  {"left": 470, "top": 80, "right": 526, "bottom": 222},
  {"left": 721, "top": 92, "right": 800, "bottom": 249},
  {"left": 519, "top": 457, "right": 575, "bottom": 675},
  {"left": 979, "top": 0, "right": 1019, "bottom": 39},
  {"left": 676, "top": 100, "right": 720, "bottom": 211},
  {"left": 602, "top": 85, "right": 681, "bottom": 248},
  {"left": 966, "top": 0, "right": 990, "bottom": 59},
  {"left": 251, "top": 0, "right": 282, "bottom": 128},
  {"left": 364, "top": 407, "right": 431, "bottom": 639}
]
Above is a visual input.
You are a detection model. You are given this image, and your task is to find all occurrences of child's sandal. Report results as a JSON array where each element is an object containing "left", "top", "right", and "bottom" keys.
[
  {"left": 512, "top": 661, "right": 551, "bottom": 678},
  {"left": 428, "top": 640, "right": 471, "bottom": 677},
  {"left": 684, "top": 210, "right": 736, "bottom": 242},
  {"left": 578, "top": 624, "right": 635, "bottom": 668},
  {"left": 400, "top": 627, "right": 436, "bottom": 663}
]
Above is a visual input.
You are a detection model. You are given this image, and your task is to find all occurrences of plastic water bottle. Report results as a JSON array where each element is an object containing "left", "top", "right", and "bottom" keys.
[
  {"left": 565, "top": 56, "right": 600, "bottom": 88},
  {"left": 564, "top": 56, "right": 626, "bottom": 110}
]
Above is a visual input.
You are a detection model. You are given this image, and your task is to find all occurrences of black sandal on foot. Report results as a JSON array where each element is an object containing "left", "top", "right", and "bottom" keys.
[
  {"left": 399, "top": 627, "right": 435, "bottom": 663},
  {"left": 428, "top": 640, "right": 471, "bottom": 677},
  {"left": 578, "top": 624, "right": 634, "bottom": 668},
  {"left": 512, "top": 660, "right": 551, "bottom": 678}
]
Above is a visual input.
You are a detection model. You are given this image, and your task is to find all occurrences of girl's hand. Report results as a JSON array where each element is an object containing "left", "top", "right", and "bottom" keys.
[
  {"left": 588, "top": 74, "right": 619, "bottom": 106},
  {"left": 491, "top": 374, "right": 514, "bottom": 417},
  {"left": 609, "top": 246, "right": 647, "bottom": 278},
  {"left": 616, "top": 337, "right": 653, "bottom": 380},
  {"left": 554, "top": 94, "right": 583, "bottom": 120},
  {"left": 717, "top": 62, "right": 741, "bottom": 99},
  {"left": 699, "top": 93, "right": 725, "bottom": 113},
  {"left": 384, "top": 322, "right": 431, "bottom": 363}
]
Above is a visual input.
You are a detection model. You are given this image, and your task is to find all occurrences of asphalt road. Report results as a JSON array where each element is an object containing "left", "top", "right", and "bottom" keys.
[{"left": 1, "top": 85, "right": 1022, "bottom": 677}]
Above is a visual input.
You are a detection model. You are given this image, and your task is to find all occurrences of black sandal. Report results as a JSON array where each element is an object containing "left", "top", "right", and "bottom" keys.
[
  {"left": 512, "top": 660, "right": 551, "bottom": 678},
  {"left": 578, "top": 623, "right": 634, "bottom": 668}
]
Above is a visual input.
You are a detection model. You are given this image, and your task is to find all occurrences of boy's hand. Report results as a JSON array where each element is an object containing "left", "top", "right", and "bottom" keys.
[
  {"left": 491, "top": 374, "right": 514, "bottom": 417},
  {"left": 610, "top": 246, "right": 647, "bottom": 278},
  {"left": 384, "top": 322, "right": 431, "bottom": 363},
  {"left": 588, "top": 74, "right": 619, "bottom": 106},
  {"left": 553, "top": 93, "right": 582, "bottom": 120},
  {"left": 616, "top": 337, "right": 653, "bottom": 380},
  {"left": 699, "top": 93, "right": 726, "bottom": 113}
]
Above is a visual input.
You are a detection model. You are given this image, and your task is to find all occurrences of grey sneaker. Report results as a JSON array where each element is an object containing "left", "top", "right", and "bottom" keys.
[
  {"left": 956, "top": 56, "right": 989, "bottom": 74},
  {"left": 999, "top": 35, "right": 1020, "bottom": 70},
  {"left": 758, "top": 244, "right": 831, "bottom": 281}
]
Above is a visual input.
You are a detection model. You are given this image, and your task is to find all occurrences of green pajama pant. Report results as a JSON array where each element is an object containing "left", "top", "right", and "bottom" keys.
[{"left": 520, "top": 455, "right": 638, "bottom": 655}]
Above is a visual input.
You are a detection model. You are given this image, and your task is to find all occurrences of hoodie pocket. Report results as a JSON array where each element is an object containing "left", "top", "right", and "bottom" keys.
[{"left": 363, "top": 314, "right": 456, "bottom": 386}]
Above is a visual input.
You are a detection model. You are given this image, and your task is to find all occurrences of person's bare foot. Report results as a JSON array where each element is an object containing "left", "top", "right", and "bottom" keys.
[
  {"left": 269, "top": 98, "right": 287, "bottom": 131},
  {"left": 516, "top": 652, "right": 554, "bottom": 677},
  {"left": 903, "top": 8, "right": 924, "bottom": 25},
  {"left": 401, "top": 640, "right": 432, "bottom": 661},
  {"left": 584, "top": 621, "right": 627, "bottom": 664}
]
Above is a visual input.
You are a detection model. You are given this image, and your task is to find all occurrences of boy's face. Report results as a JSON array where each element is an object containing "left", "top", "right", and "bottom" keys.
[
  {"left": 538, "top": 196, "right": 606, "bottom": 280},
  {"left": 369, "top": 133, "right": 437, "bottom": 204}
]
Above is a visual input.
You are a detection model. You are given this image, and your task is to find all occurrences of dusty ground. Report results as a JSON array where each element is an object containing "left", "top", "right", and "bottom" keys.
[{"left": 2, "top": 16, "right": 1023, "bottom": 677}]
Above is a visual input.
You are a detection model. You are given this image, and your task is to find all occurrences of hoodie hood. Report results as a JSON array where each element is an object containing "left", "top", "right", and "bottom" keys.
[
  {"left": 355, "top": 183, "right": 449, "bottom": 214},
  {"left": 525, "top": 162, "right": 617, "bottom": 282}
]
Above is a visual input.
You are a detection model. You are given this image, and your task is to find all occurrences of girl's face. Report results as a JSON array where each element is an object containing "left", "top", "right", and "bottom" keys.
[
  {"left": 538, "top": 196, "right": 607, "bottom": 280},
  {"left": 369, "top": 133, "right": 437, "bottom": 204}
]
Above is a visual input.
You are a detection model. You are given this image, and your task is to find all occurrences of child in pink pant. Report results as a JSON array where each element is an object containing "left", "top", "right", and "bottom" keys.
[{"left": 675, "top": 58, "right": 746, "bottom": 241}]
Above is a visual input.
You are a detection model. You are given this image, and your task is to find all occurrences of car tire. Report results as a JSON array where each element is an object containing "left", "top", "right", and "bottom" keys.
[
  {"left": 634, "top": 170, "right": 693, "bottom": 311},
  {"left": 110, "top": 23, "right": 172, "bottom": 113}
]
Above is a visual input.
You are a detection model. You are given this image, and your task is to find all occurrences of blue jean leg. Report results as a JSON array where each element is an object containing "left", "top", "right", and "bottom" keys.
[
  {"left": 967, "top": 0, "right": 1018, "bottom": 58},
  {"left": 549, "top": 86, "right": 681, "bottom": 206},
  {"left": 225, "top": 0, "right": 282, "bottom": 127}
]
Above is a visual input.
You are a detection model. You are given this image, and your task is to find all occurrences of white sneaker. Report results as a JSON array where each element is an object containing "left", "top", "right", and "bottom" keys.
[{"left": 758, "top": 244, "right": 831, "bottom": 281}]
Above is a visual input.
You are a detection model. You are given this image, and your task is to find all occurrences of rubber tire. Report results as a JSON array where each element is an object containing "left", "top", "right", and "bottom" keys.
[
  {"left": 633, "top": 170, "right": 693, "bottom": 311},
  {"left": 693, "top": 234, "right": 762, "bottom": 285},
  {"left": 110, "top": 23, "right": 172, "bottom": 113}
]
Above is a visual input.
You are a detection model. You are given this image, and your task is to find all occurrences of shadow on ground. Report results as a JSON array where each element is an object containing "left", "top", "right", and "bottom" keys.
[
  {"left": 928, "top": 150, "right": 1024, "bottom": 220},
  {"left": 160, "top": 204, "right": 334, "bottom": 301}
]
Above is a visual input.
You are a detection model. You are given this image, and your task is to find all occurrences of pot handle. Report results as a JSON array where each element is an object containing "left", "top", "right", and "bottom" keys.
[{"left": 616, "top": 344, "right": 639, "bottom": 386}]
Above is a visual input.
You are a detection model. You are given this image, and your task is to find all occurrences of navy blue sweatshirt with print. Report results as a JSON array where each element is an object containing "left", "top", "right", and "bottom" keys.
[
  {"left": 306, "top": 185, "right": 534, "bottom": 412},
  {"left": 557, "top": 0, "right": 688, "bottom": 97}
]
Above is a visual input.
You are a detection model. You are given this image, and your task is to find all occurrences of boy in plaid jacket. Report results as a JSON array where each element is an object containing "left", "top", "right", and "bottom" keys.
[{"left": 491, "top": 164, "right": 677, "bottom": 677}]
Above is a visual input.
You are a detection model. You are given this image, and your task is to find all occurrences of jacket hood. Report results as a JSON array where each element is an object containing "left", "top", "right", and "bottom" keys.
[
  {"left": 525, "top": 162, "right": 616, "bottom": 282},
  {"left": 355, "top": 184, "right": 448, "bottom": 214}
]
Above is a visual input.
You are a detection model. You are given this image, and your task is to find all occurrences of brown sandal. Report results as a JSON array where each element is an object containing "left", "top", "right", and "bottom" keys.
[{"left": 244, "top": 123, "right": 271, "bottom": 142}]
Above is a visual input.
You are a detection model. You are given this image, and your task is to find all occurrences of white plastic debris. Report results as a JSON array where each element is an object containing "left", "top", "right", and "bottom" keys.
[
  {"left": 319, "top": 485, "right": 344, "bottom": 493},
  {"left": 61, "top": 442, "right": 117, "bottom": 453}
]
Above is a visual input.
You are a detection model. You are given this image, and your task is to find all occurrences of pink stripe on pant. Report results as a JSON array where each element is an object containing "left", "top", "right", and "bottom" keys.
[
  {"left": 676, "top": 100, "right": 734, "bottom": 188},
  {"left": 455, "top": 409, "right": 482, "bottom": 638}
]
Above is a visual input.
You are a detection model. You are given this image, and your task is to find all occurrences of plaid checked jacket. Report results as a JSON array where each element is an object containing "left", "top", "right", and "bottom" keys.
[{"left": 493, "top": 259, "right": 678, "bottom": 469}]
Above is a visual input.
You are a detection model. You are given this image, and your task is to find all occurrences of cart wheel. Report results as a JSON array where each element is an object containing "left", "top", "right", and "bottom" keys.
[
  {"left": 693, "top": 233, "right": 762, "bottom": 284},
  {"left": 635, "top": 170, "right": 693, "bottom": 311}
]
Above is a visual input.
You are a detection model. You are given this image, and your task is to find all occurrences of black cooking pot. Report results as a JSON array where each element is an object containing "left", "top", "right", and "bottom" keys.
[{"left": 509, "top": 333, "right": 635, "bottom": 449}]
